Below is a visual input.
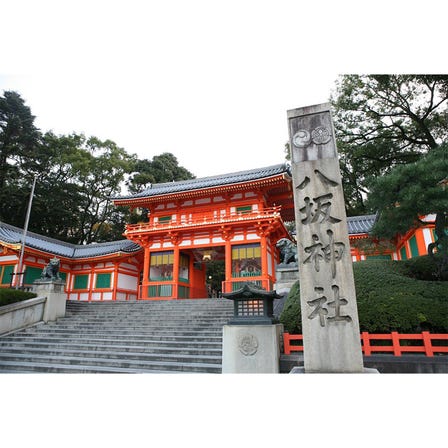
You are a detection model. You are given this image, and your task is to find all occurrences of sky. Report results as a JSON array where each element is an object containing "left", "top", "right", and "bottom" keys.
[
  {"left": 2, "top": 0, "right": 446, "bottom": 181},
  {"left": 1, "top": 1, "right": 446, "bottom": 445}
]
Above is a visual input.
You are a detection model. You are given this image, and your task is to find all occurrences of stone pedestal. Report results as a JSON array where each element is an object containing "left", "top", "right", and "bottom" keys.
[
  {"left": 222, "top": 324, "right": 283, "bottom": 373},
  {"left": 32, "top": 280, "right": 67, "bottom": 323},
  {"left": 274, "top": 264, "right": 299, "bottom": 295}
]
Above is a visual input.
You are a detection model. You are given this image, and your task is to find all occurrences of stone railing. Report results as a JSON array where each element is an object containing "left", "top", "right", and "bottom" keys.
[
  {"left": 0, "top": 281, "right": 67, "bottom": 336},
  {"left": 0, "top": 296, "right": 47, "bottom": 336}
]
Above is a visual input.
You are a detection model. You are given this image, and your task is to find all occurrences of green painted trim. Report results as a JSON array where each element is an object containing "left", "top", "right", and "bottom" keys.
[
  {"left": 236, "top": 205, "right": 252, "bottom": 214},
  {"left": 409, "top": 235, "right": 419, "bottom": 258},
  {"left": 399, "top": 246, "right": 407, "bottom": 260},
  {"left": 24, "top": 266, "right": 42, "bottom": 284},
  {"left": 366, "top": 254, "right": 392, "bottom": 260},
  {"left": 1, "top": 265, "right": 15, "bottom": 285},
  {"left": 74, "top": 274, "right": 89, "bottom": 290},
  {"left": 96, "top": 273, "right": 111, "bottom": 289}
]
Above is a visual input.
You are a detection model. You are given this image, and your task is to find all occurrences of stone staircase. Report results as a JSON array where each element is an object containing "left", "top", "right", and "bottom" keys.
[{"left": 0, "top": 299, "right": 234, "bottom": 373}]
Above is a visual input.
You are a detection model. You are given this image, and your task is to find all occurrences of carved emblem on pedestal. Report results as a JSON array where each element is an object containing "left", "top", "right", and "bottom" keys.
[{"left": 238, "top": 333, "right": 259, "bottom": 356}]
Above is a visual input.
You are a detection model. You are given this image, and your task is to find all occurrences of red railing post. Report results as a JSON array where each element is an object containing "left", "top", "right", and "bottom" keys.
[
  {"left": 422, "top": 331, "right": 434, "bottom": 357},
  {"left": 391, "top": 332, "right": 401, "bottom": 356},
  {"left": 361, "top": 332, "right": 371, "bottom": 356},
  {"left": 284, "top": 333, "right": 291, "bottom": 355}
]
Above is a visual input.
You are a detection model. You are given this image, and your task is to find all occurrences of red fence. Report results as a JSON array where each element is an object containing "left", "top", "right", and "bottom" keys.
[{"left": 283, "top": 332, "right": 448, "bottom": 357}]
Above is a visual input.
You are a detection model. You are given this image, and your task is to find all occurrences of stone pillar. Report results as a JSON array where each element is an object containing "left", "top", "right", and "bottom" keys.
[
  {"left": 32, "top": 280, "right": 67, "bottom": 323},
  {"left": 287, "top": 103, "right": 364, "bottom": 373}
]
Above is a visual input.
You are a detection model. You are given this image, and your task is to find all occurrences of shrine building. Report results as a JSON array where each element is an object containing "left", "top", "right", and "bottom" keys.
[
  {"left": 112, "top": 163, "right": 295, "bottom": 299},
  {"left": 0, "top": 163, "right": 438, "bottom": 301}
]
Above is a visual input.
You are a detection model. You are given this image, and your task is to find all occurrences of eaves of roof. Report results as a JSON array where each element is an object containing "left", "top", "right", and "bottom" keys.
[
  {"left": 113, "top": 163, "right": 291, "bottom": 203},
  {"left": 346, "top": 214, "right": 378, "bottom": 235},
  {"left": 0, "top": 222, "right": 141, "bottom": 260}
]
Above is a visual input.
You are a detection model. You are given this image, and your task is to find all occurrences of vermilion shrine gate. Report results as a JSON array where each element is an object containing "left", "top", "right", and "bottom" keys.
[{"left": 113, "top": 164, "right": 294, "bottom": 299}]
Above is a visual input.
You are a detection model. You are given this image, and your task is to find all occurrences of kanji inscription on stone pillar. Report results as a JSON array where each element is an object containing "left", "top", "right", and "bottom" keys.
[{"left": 287, "top": 103, "right": 364, "bottom": 373}]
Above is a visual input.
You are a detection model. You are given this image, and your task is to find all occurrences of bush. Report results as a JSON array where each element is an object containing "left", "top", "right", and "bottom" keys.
[
  {"left": 402, "top": 254, "right": 448, "bottom": 281},
  {"left": 0, "top": 288, "right": 37, "bottom": 307},
  {"left": 279, "top": 259, "right": 448, "bottom": 334}
]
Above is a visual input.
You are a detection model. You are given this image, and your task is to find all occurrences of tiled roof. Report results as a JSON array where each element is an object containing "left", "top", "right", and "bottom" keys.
[
  {"left": 347, "top": 214, "right": 377, "bottom": 234},
  {"left": 114, "top": 163, "right": 291, "bottom": 200},
  {"left": 289, "top": 214, "right": 377, "bottom": 236},
  {"left": 0, "top": 222, "right": 141, "bottom": 259}
]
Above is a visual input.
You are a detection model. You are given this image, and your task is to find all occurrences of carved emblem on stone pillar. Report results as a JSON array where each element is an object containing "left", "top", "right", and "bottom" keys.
[
  {"left": 292, "top": 129, "right": 311, "bottom": 148},
  {"left": 311, "top": 126, "right": 331, "bottom": 145}
]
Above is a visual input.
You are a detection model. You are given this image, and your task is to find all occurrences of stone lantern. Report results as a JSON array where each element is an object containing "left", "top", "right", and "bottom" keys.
[{"left": 221, "top": 282, "right": 284, "bottom": 373}]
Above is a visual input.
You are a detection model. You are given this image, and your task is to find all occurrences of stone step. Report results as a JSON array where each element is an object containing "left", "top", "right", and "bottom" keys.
[
  {"left": 63, "top": 312, "right": 231, "bottom": 318},
  {"left": 0, "top": 336, "right": 222, "bottom": 353},
  {"left": 0, "top": 360, "right": 194, "bottom": 374},
  {"left": 64, "top": 312, "right": 233, "bottom": 318},
  {"left": 0, "top": 333, "right": 222, "bottom": 347},
  {"left": 0, "top": 347, "right": 222, "bottom": 364},
  {"left": 0, "top": 339, "right": 223, "bottom": 354},
  {"left": 0, "top": 353, "right": 221, "bottom": 373},
  {"left": 53, "top": 317, "right": 228, "bottom": 328},
  {"left": 19, "top": 328, "right": 223, "bottom": 338},
  {"left": 37, "top": 324, "right": 227, "bottom": 332},
  {"left": 1, "top": 333, "right": 222, "bottom": 344}
]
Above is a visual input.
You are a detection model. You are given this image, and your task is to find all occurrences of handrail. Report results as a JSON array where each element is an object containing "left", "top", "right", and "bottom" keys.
[
  {"left": 283, "top": 332, "right": 448, "bottom": 357},
  {"left": 125, "top": 206, "right": 282, "bottom": 234}
]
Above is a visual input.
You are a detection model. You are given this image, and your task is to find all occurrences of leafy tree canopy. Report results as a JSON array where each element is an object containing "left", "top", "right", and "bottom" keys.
[
  {"left": 127, "top": 152, "right": 195, "bottom": 194},
  {"left": 331, "top": 75, "right": 448, "bottom": 214}
]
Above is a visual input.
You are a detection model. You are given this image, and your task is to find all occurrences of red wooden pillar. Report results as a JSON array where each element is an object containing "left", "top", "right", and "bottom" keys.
[
  {"left": 172, "top": 245, "right": 180, "bottom": 299},
  {"left": 415, "top": 229, "right": 428, "bottom": 256},
  {"left": 141, "top": 246, "right": 150, "bottom": 299},
  {"left": 224, "top": 239, "right": 232, "bottom": 293},
  {"left": 88, "top": 263, "right": 95, "bottom": 302},
  {"left": 260, "top": 234, "right": 269, "bottom": 290},
  {"left": 269, "top": 238, "right": 277, "bottom": 285},
  {"left": 112, "top": 262, "right": 119, "bottom": 301}
]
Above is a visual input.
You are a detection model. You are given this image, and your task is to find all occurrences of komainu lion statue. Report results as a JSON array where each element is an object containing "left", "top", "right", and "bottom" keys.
[
  {"left": 41, "top": 257, "right": 61, "bottom": 281},
  {"left": 276, "top": 238, "right": 298, "bottom": 265}
]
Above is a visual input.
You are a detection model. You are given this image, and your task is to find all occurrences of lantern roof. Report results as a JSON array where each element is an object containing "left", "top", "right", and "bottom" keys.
[{"left": 222, "top": 282, "right": 282, "bottom": 300}]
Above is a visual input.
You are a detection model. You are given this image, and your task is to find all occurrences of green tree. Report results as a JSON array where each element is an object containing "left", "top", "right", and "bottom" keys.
[
  {"left": 331, "top": 75, "right": 448, "bottom": 214},
  {"left": 367, "top": 144, "right": 448, "bottom": 279},
  {"left": 128, "top": 152, "right": 195, "bottom": 194},
  {"left": 126, "top": 152, "right": 195, "bottom": 224},
  {"left": 0, "top": 91, "right": 41, "bottom": 221},
  {"left": 33, "top": 133, "right": 135, "bottom": 244}
]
